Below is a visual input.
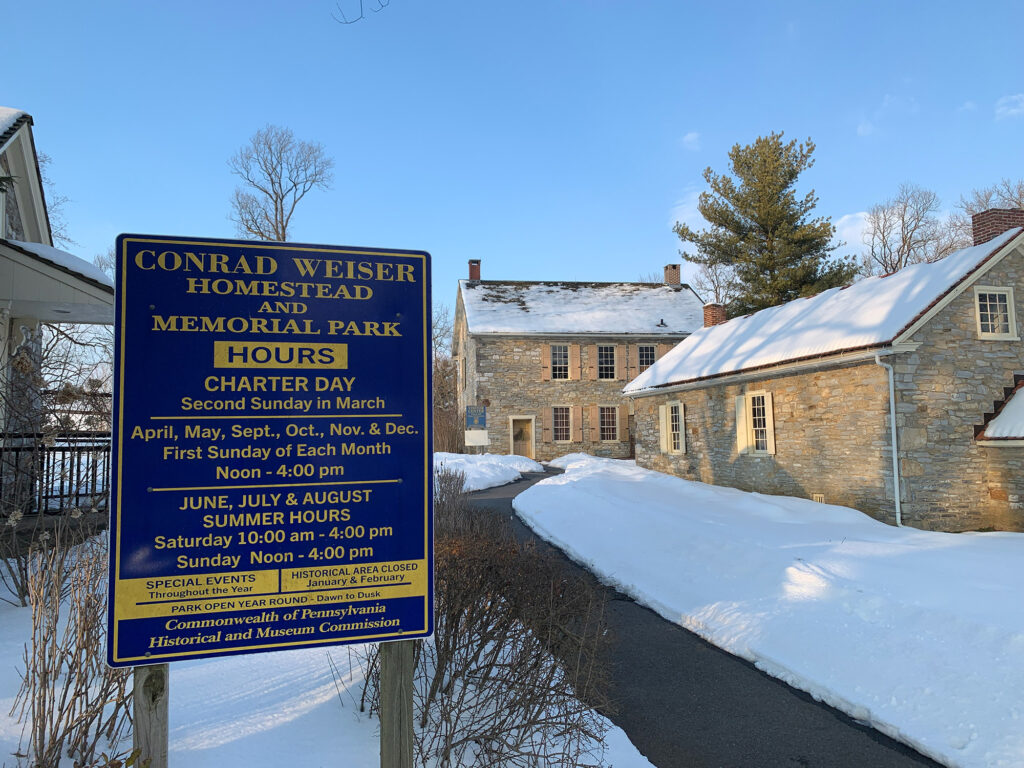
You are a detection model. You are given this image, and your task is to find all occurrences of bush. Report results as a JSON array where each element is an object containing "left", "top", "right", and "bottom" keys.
[
  {"left": 11, "top": 525, "right": 132, "bottom": 767},
  {"left": 362, "top": 467, "right": 611, "bottom": 767}
]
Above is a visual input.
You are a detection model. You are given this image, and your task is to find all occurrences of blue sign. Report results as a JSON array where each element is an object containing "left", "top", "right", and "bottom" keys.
[
  {"left": 465, "top": 405, "right": 486, "bottom": 429},
  {"left": 107, "top": 234, "right": 432, "bottom": 666}
]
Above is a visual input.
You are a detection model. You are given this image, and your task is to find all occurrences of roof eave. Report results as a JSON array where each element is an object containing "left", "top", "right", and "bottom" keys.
[{"left": 626, "top": 342, "right": 919, "bottom": 397}]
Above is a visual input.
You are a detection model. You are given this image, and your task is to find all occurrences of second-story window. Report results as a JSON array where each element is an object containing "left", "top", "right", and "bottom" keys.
[
  {"left": 597, "top": 345, "right": 615, "bottom": 379},
  {"left": 550, "top": 344, "right": 569, "bottom": 379},
  {"left": 638, "top": 345, "right": 656, "bottom": 372}
]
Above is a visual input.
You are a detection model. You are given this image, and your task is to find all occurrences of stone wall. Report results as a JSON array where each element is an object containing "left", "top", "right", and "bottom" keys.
[
  {"left": 455, "top": 330, "right": 679, "bottom": 462},
  {"left": 895, "top": 251, "right": 1024, "bottom": 530},
  {"left": 633, "top": 363, "right": 898, "bottom": 523}
]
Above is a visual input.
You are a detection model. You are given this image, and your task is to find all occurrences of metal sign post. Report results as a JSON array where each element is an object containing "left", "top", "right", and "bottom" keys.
[{"left": 107, "top": 234, "right": 433, "bottom": 759}]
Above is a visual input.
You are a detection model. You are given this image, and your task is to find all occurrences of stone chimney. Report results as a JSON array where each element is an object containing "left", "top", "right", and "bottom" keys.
[
  {"left": 703, "top": 303, "right": 727, "bottom": 328},
  {"left": 972, "top": 208, "right": 1024, "bottom": 246},
  {"left": 468, "top": 259, "right": 481, "bottom": 281},
  {"left": 664, "top": 264, "right": 681, "bottom": 285}
]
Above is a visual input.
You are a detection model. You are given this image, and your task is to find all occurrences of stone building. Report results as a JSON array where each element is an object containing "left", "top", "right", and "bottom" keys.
[
  {"left": 625, "top": 211, "right": 1024, "bottom": 532},
  {"left": 454, "top": 261, "right": 704, "bottom": 461}
]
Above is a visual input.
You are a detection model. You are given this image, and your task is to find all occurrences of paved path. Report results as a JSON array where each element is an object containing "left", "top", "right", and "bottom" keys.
[{"left": 468, "top": 470, "right": 941, "bottom": 768}]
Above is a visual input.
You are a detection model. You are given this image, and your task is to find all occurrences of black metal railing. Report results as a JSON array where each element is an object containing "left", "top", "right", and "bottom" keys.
[{"left": 0, "top": 431, "right": 111, "bottom": 518}]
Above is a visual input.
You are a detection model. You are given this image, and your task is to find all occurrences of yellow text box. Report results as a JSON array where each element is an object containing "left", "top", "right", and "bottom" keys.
[
  {"left": 282, "top": 560, "right": 427, "bottom": 592},
  {"left": 115, "top": 569, "right": 279, "bottom": 619},
  {"left": 214, "top": 341, "right": 348, "bottom": 369}
]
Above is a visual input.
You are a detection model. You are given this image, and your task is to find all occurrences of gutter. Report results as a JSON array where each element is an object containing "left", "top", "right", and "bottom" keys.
[{"left": 874, "top": 354, "right": 903, "bottom": 527}]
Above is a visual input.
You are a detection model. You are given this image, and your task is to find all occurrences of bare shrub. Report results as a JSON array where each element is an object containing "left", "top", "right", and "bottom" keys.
[
  {"left": 362, "top": 468, "right": 611, "bottom": 767},
  {"left": 12, "top": 527, "right": 133, "bottom": 767}
]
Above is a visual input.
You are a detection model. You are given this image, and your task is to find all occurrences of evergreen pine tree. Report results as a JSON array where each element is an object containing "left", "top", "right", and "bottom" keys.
[{"left": 675, "top": 132, "right": 856, "bottom": 316}]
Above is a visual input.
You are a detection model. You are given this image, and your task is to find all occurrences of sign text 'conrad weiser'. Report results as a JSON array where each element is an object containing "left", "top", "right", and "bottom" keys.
[{"left": 108, "top": 235, "right": 433, "bottom": 666}]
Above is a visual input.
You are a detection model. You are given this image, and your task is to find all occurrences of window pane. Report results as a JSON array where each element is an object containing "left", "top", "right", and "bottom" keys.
[
  {"left": 599, "top": 406, "right": 617, "bottom": 441},
  {"left": 669, "top": 403, "right": 681, "bottom": 452},
  {"left": 978, "top": 293, "right": 1010, "bottom": 335},
  {"left": 598, "top": 345, "right": 615, "bottom": 379},
  {"left": 553, "top": 406, "right": 570, "bottom": 442},
  {"left": 638, "top": 345, "right": 656, "bottom": 372},
  {"left": 551, "top": 344, "right": 569, "bottom": 379},
  {"left": 750, "top": 394, "right": 768, "bottom": 452}
]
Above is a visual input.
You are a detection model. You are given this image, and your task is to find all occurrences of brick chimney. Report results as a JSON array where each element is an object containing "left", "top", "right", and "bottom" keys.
[
  {"left": 664, "top": 264, "right": 681, "bottom": 285},
  {"left": 972, "top": 208, "right": 1024, "bottom": 246},
  {"left": 468, "top": 259, "right": 481, "bottom": 280},
  {"left": 703, "top": 303, "right": 727, "bottom": 327}
]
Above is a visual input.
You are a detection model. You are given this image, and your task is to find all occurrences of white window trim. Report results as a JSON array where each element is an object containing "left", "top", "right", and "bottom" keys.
[
  {"left": 552, "top": 405, "right": 572, "bottom": 443},
  {"left": 736, "top": 390, "right": 775, "bottom": 456},
  {"left": 597, "top": 404, "right": 619, "bottom": 442},
  {"left": 974, "top": 286, "right": 1019, "bottom": 340},
  {"left": 638, "top": 344, "right": 656, "bottom": 373},
  {"left": 550, "top": 343, "right": 570, "bottom": 380},
  {"left": 597, "top": 345, "right": 616, "bottom": 380},
  {"left": 658, "top": 401, "right": 685, "bottom": 454}
]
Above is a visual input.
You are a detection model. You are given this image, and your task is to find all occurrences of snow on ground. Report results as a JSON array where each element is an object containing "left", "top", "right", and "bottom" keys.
[
  {"left": 514, "top": 454, "right": 1024, "bottom": 768},
  {"left": 434, "top": 451, "right": 543, "bottom": 491},
  {"left": 1, "top": 544, "right": 650, "bottom": 768}
]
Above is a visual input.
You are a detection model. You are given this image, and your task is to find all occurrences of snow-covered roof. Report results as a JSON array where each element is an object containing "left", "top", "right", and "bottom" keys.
[
  {"left": 981, "top": 383, "right": 1024, "bottom": 440},
  {"left": 626, "top": 227, "right": 1024, "bottom": 393},
  {"left": 5, "top": 239, "right": 114, "bottom": 290},
  {"left": 459, "top": 280, "right": 704, "bottom": 335},
  {"left": 0, "top": 107, "right": 29, "bottom": 146}
]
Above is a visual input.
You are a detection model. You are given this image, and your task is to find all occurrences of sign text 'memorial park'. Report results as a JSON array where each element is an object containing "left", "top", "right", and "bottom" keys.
[{"left": 107, "top": 235, "right": 433, "bottom": 666}]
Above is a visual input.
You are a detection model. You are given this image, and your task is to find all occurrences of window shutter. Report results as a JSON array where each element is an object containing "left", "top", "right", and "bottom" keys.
[
  {"left": 569, "top": 344, "right": 582, "bottom": 380},
  {"left": 614, "top": 345, "right": 625, "bottom": 380},
  {"left": 572, "top": 406, "right": 584, "bottom": 442},
  {"left": 735, "top": 395, "right": 749, "bottom": 455},
  {"left": 618, "top": 404, "right": 630, "bottom": 441},
  {"left": 541, "top": 409, "right": 552, "bottom": 443},
  {"left": 627, "top": 344, "right": 639, "bottom": 379},
  {"left": 658, "top": 404, "right": 669, "bottom": 453},
  {"left": 540, "top": 345, "right": 551, "bottom": 381},
  {"left": 680, "top": 403, "right": 687, "bottom": 454},
  {"left": 764, "top": 392, "right": 776, "bottom": 455},
  {"left": 588, "top": 345, "right": 598, "bottom": 381},
  {"left": 656, "top": 343, "right": 672, "bottom": 359},
  {"left": 588, "top": 405, "right": 599, "bottom": 442}
]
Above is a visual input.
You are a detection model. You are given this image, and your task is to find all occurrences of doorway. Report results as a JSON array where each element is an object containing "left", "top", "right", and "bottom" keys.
[{"left": 509, "top": 416, "right": 535, "bottom": 459}]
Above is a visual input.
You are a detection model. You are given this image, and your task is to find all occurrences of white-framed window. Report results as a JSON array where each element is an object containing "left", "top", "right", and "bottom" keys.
[
  {"left": 638, "top": 345, "right": 656, "bottom": 372},
  {"left": 658, "top": 400, "right": 685, "bottom": 454},
  {"left": 597, "top": 345, "right": 616, "bottom": 379},
  {"left": 974, "top": 286, "right": 1018, "bottom": 340},
  {"left": 735, "top": 391, "right": 775, "bottom": 455},
  {"left": 552, "top": 406, "right": 571, "bottom": 442},
  {"left": 550, "top": 344, "right": 569, "bottom": 379},
  {"left": 599, "top": 406, "right": 618, "bottom": 441}
]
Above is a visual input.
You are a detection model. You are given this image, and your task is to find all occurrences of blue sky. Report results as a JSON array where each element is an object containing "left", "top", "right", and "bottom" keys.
[{"left": 5, "top": 0, "right": 1023, "bottom": 307}]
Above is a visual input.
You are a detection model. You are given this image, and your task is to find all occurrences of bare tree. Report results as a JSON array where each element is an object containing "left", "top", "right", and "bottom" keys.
[
  {"left": 432, "top": 305, "right": 461, "bottom": 453},
  {"left": 36, "top": 153, "right": 75, "bottom": 249},
  {"left": 334, "top": 0, "right": 391, "bottom": 24},
  {"left": 948, "top": 178, "right": 1024, "bottom": 246},
  {"left": 228, "top": 125, "right": 334, "bottom": 242},
  {"left": 861, "top": 183, "right": 960, "bottom": 275},
  {"left": 690, "top": 262, "right": 738, "bottom": 305}
]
